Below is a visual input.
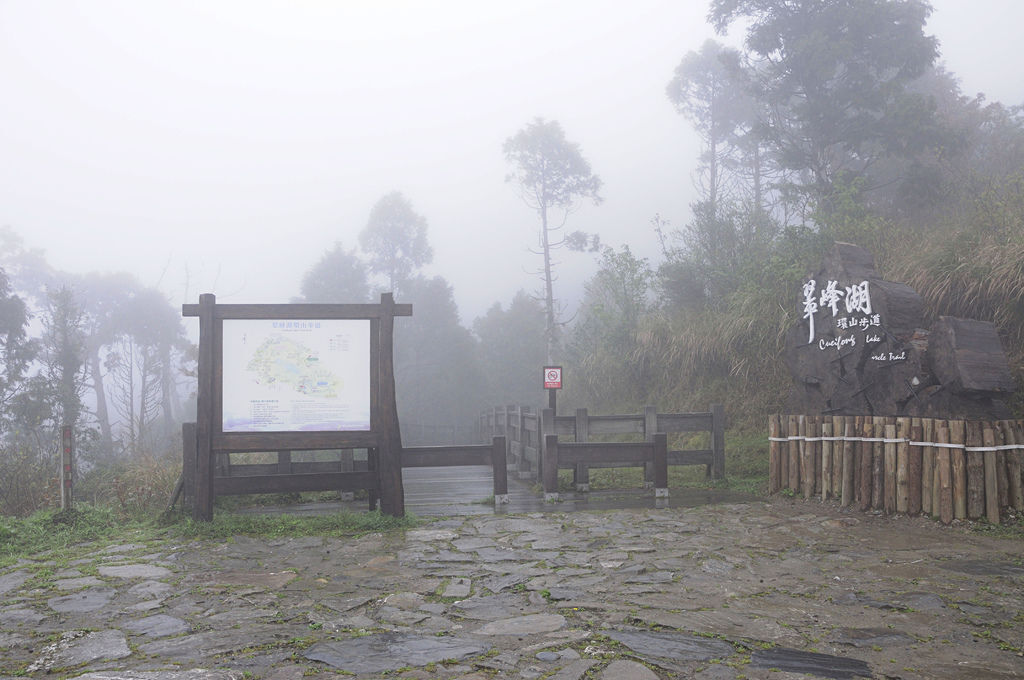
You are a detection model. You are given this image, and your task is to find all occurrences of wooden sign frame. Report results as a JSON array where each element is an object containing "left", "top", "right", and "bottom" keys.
[{"left": 183, "top": 293, "right": 411, "bottom": 520}]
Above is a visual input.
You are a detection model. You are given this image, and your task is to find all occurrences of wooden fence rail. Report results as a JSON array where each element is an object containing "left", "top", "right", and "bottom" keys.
[
  {"left": 182, "top": 423, "right": 510, "bottom": 509},
  {"left": 481, "top": 404, "right": 725, "bottom": 488},
  {"left": 768, "top": 415, "right": 1024, "bottom": 524}
]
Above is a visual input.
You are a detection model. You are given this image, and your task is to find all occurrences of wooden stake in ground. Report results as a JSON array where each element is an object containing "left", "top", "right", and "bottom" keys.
[
  {"left": 949, "top": 420, "right": 966, "bottom": 520},
  {"left": 859, "top": 416, "right": 872, "bottom": 512},
  {"left": 984, "top": 425, "right": 1000, "bottom": 525},
  {"left": 921, "top": 418, "right": 934, "bottom": 516},
  {"left": 966, "top": 421, "right": 984, "bottom": 520},
  {"left": 896, "top": 417, "right": 910, "bottom": 514},
  {"left": 936, "top": 424, "right": 953, "bottom": 525},
  {"left": 800, "top": 415, "right": 813, "bottom": 500},
  {"left": 841, "top": 417, "right": 855, "bottom": 507},
  {"left": 884, "top": 423, "right": 897, "bottom": 514},
  {"left": 788, "top": 415, "right": 799, "bottom": 493},
  {"left": 1002, "top": 420, "right": 1024, "bottom": 510},
  {"left": 908, "top": 418, "right": 922, "bottom": 515},
  {"left": 769, "top": 415, "right": 782, "bottom": 494},
  {"left": 822, "top": 420, "right": 833, "bottom": 502}
]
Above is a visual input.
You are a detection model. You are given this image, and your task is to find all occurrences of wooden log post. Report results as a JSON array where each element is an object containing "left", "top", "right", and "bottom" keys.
[
  {"left": 653, "top": 433, "right": 668, "bottom": 498},
  {"left": 1002, "top": 421, "right": 1024, "bottom": 511},
  {"left": 194, "top": 293, "right": 216, "bottom": 522},
  {"left": 936, "top": 424, "right": 953, "bottom": 524},
  {"left": 983, "top": 425, "right": 1000, "bottom": 524},
  {"left": 644, "top": 405, "right": 658, "bottom": 487},
  {"left": 540, "top": 408, "right": 555, "bottom": 485},
  {"left": 800, "top": 416, "right": 813, "bottom": 500},
  {"left": 492, "top": 436, "right": 509, "bottom": 504},
  {"left": 884, "top": 423, "right": 897, "bottom": 514},
  {"left": 949, "top": 420, "right": 967, "bottom": 521},
  {"left": 812, "top": 416, "right": 822, "bottom": 496},
  {"left": 841, "top": 417, "right": 855, "bottom": 507},
  {"left": 182, "top": 422, "right": 197, "bottom": 510},
  {"left": 575, "top": 408, "right": 591, "bottom": 492},
  {"left": 871, "top": 416, "right": 885, "bottom": 511},
  {"left": 922, "top": 418, "right": 934, "bottom": 516},
  {"left": 769, "top": 415, "right": 782, "bottom": 494},
  {"left": 896, "top": 418, "right": 910, "bottom": 514},
  {"left": 543, "top": 434, "right": 559, "bottom": 502},
  {"left": 788, "top": 415, "right": 799, "bottom": 493},
  {"left": 377, "top": 293, "right": 405, "bottom": 518},
  {"left": 996, "top": 423, "right": 1010, "bottom": 510},
  {"left": 908, "top": 418, "right": 922, "bottom": 515},
  {"left": 858, "top": 416, "right": 872, "bottom": 512},
  {"left": 832, "top": 415, "right": 844, "bottom": 496},
  {"left": 821, "top": 420, "right": 833, "bottom": 502},
  {"left": 711, "top": 403, "right": 726, "bottom": 480},
  {"left": 966, "top": 421, "right": 985, "bottom": 520}
]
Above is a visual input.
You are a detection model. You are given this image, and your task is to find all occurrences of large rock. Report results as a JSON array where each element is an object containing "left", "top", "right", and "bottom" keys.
[{"left": 786, "top": 242, "right": 1016, "bottom": 418}]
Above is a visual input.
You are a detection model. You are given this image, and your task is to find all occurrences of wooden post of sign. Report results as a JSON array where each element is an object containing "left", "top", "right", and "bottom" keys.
[
  {"left": 896, "top": 418, "right": 910, "bottom": 514},
  {"left": 182, "top": 422, "right": 196, "bottom": 509},
  {"left": 543, "top": 434, "right": 559, "bottom": 501},
  {"left": 194, "top": 293, "right": 216, "bottom": 522},
  {"left": 377, "top": 293, "right": 405, "bottom": 518}
]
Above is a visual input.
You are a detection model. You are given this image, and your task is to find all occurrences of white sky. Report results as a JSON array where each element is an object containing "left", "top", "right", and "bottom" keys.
[{"left": 1, "top": 1, "right": 1021, "bottom": 323}]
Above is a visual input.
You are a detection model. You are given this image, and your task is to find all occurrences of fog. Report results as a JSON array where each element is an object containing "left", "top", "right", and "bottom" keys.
[{"left": 1, "top": 0, "right": 1022, "bottom": 323}]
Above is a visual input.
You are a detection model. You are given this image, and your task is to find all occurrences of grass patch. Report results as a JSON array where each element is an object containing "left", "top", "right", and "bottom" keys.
[
  {"left": 0, "top": 504, "right": 150, "bottom": 565},
  {"left": 0, "top": 503, "right": 421, "bottom": 565},
  {"left": 969, "top": 510, "right": 1024, "bottom": 540}
]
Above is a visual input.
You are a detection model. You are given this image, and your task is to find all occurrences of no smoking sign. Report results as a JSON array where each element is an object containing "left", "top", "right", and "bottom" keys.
[{"left": 543, "top": 366, "right": 562, "bottom": 390}]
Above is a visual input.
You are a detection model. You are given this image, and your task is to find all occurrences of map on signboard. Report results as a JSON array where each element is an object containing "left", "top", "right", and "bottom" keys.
[{"left": 221, "top": 319, "right": 371, "bottom": 432}]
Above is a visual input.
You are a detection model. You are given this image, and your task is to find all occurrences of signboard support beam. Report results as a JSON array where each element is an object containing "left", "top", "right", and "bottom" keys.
[{"left": 194, "top": 293, "right": 216, "bottom": 521}]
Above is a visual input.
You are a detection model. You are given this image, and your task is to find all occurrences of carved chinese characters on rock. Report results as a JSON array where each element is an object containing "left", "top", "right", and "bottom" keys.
[
  {"left": 785, "top": 242, "right": 1015, "bottom": 419},
  {"left": 802, "top": 278, "right": 880, "bottom": 352}
]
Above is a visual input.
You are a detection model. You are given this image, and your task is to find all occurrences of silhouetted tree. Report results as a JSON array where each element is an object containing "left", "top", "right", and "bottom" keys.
[{"left": 504, "top": 118, "right": 603, "bottom": 362}]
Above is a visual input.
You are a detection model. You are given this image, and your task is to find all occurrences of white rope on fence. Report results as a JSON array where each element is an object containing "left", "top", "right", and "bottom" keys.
[{"left": 769, "top": 434, "right": 1024, "bottom": 452}]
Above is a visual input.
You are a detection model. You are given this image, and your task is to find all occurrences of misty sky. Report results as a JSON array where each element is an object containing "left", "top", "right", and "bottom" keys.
[{"left": 2, "top": 1, "right": 1022, "bottom": 323}]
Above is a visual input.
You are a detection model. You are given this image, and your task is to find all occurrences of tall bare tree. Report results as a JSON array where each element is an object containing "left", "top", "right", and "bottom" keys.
[{"left": 504, "top": 118, "right": 603, "bottom": 362}]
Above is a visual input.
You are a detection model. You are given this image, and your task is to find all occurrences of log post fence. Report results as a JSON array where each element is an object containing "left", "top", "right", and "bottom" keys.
[{"left": 769, "top": 414, "right": 1024, "bottom": 524}]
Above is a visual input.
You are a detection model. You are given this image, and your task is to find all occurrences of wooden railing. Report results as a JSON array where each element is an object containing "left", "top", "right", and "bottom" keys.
[
  {"left": 769, "top": 415, "right": 1024, "bottom": 524},
  {"left": 182, "top": 423, "right": 510, "bottom": 509},
  {"left": 481, "top": 404, "right": 726, "bottom": 490}
]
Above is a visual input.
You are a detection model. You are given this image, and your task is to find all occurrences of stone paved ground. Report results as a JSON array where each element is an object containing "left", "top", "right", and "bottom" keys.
[{"left": 2, "top": 498, "right": 1023, "bottom": 679}]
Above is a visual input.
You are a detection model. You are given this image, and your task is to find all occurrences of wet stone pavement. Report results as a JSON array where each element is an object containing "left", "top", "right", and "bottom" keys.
[{"left": 2, "top": 498, "right": 1024, "bottom": 679}]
